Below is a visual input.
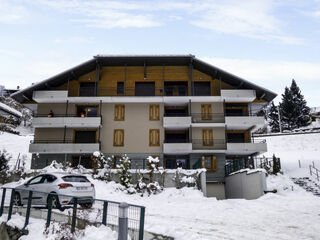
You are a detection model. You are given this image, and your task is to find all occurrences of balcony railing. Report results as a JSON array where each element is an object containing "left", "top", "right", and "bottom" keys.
[
  {"left": 191, "top": 113, "right": 225, "bottom": 123},
  {"left": 71, "top": 86, "right": 221, "bottom": 97},
  {"left": 226, "top": 139, "right": 266, "bottom": 144},
  {"left": 35, "top": 114, "right": 100, "bottom": 118},
  {"left": 192, "top": 139, "right": 227, "bottom": 150},
  {"left": 31, "top": 140, "right": 100, "bottom": 144}
]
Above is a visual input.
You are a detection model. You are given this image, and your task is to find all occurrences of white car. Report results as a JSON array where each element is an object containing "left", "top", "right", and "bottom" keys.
[{"left": 13, "top": 172, "right": 95, "bottom": 209}]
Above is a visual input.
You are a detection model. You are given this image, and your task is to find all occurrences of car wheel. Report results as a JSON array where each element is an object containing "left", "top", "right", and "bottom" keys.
[
  {"left": 13, "top": 192, "right": 22, "bottom": 206},
  {"left": 47, "top": 194, "right": 61, "bottom": 210},
  {"left": 80, "top": 203, "right": 93, "bottom": 209}
]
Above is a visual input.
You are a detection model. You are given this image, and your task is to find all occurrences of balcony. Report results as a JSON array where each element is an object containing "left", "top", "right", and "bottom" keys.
[
  {"left": 33, "top": 91, "right": 68, "bottom": 103},
  {"left": 225, "top": 116, "right": 265, "bottom": 130},
  {"left": 163, "top": 113, "right": 191, "bottom": 129},
  {"left": 221, "top": 89, "right": 256, "bottom": 102},
  {"left": 192, "top": 139, "right": 227, "bottom": 151},
  {"left": 29, "top": 140, "right": 100, "bottom": 154},
  {"left": 163, "top": 142, "right": 193, "bottom": 154},
  {"left": 226, "top": 139, "right": 267, "bottom": 155},
  {"left": 32, "top": 114, "right": 102, "bottom": 128},
  {"left": 191, "top": 113, "right": 225, "bottom": 124}
]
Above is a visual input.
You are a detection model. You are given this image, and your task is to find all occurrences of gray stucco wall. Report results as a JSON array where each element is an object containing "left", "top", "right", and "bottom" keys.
[
  {"left": 206, "top": 182, "right": 226, "bottom": 199},
  {"left": 225, "top": 170, "right": 266, "bottom": 199},
  {"left": 190, "top": 153, "right": 226, "bottom": 182}
]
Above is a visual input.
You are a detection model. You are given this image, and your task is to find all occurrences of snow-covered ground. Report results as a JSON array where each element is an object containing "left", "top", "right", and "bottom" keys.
[
  {"left": 1, "top": 174, "right": 320, "bottom": 240},
  {"left": 0, "top": 214, "right": 117, "bottom": 240}
]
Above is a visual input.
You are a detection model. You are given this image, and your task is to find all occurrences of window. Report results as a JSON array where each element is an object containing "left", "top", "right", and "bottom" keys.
[
  {"left": 113, "top": 129, "right": 124, "bottom": 146},
  {"left": 28, "top": 176, "right": 43, "bottom": 185},
  {"left": 77, "top": 105, "right": 98, "bottom": 117},
  {"left": 62, "top": 176, "right": 90, "bottom": 182},
  {"left": 149, "top": 129, "right": 160, "bottom": 146},
  {"left": 201, "top": 104, "right": 212, "bottom": 120},
  {"left": 135, "top": 82, "right": 155, "bottom": 96},
  {"left": 201, "top": 155, "right": 217, "bottom": 171},
  {"left": 79, "top": 82, "right": 95, "bottom": 96},
  {"left": 43, "top": 175, "right": 57, "bottom": 183},
  {"left": 194, "top": 82, "right": 211, "bottom": 96},
  {"left": 117, "top": 82, "right": 124, "bottom": 95},
  {"left": 202, "top": 129, "right": 213, "bottom": 146},
  {"left": 114, "top": 104, "right": 125, "bottom": 121},
  {"left": 149, "top": 104, "right": 160, "bottom": 120}
]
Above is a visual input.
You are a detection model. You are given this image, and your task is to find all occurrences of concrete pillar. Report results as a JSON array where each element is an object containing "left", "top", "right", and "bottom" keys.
[{"left": 118, "top": 202, "right": 129, "bottom": 240}]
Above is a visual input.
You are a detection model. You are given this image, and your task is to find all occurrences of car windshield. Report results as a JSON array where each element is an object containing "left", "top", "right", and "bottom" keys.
[{"left": 62, "top": 176, "right": 89, "bottom": 183}]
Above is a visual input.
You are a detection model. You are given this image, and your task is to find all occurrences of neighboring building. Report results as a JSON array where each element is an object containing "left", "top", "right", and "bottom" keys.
[
  {"left": 0, "top": 85, "right": 19, "bottom": 97},
  {"left": 0, "top": 102, "right": 22, "bottom": 122},
  {"left": 11, "top": 55, "right": 276, "bottom": 198}
]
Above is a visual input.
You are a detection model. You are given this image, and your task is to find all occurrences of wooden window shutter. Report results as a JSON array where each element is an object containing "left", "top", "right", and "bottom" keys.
[
  {"left": 114, "top": 105, "right": 125, "bottom": 121},
  {"left": 113, "top": 129, "right": 124, "bottom": 146},
  {"left": 202, "top": 129, "right": 213, "bottom": 146},
  {"left": 149, "top": 104, "right": 160, "bottom": 121},
  {"left": 201, "top": 104, "right": 212, "bottom": 120},
  {"left": 212, "top": 156, "right": 217, "bottom": 172},
  {"left": 201, "top": 155, "right": 217, "bottom": 172},
  {"left": 149, "top": 129, "right": 160, "bottom": 146}
]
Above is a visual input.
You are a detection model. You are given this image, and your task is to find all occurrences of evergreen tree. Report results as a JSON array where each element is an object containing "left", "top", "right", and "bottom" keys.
[
  {"left": 0, "top": 150, "right": 10, "bottom": 184},
  {"left": 289, "top": 79, "right": 310, "bottom": 128},
  {"left": 280, "top": 79, "right": 310, "bottom": 130},
  {"left": 268, "top": 101, "right": 280, "bottom": 132},
  {"left": 272, "top": 154, "right": 281, "bottom": 174}
]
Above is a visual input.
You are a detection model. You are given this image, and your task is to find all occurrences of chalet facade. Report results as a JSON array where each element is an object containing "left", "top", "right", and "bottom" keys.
[{"left": 11, "top": 55, "right": 276, "bottom": 198}]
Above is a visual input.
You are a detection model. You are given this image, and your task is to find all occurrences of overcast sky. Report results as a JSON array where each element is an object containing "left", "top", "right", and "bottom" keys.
[{"left": 0, "top": 0, "right": 320, "bottom": 106}]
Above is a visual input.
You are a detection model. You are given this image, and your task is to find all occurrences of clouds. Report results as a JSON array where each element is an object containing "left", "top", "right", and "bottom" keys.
[
  {"left": 0, "top": 0, "right": 305, "bottom": 44},
  {"left": 0, "top": 0, "right": 28, "bottom": 24},
  {"left": 202, "top": 57, "right": 320, "bottom": 105}
]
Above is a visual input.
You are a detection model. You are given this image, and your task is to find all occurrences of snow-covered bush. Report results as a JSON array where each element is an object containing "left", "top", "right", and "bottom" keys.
[
  {"left": 117, "top": 155, "right": 132, "bottom": 189},
  {"left": 135, "top": 156, "right": 163, "bottom": 195},
  {"left": 92, "top": 151, "right": 112, "bottom": 181},
  {"left": 11, "top": 154, "right": 28, "bottom": 178},
  {"left": 174, "top": 168, "right": 199, "bottom": 189},
  {"left": 0, "top": 149, "right": 11, "bottom": 184}
]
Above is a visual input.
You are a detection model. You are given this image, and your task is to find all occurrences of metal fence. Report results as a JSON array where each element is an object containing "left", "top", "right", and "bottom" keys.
[{"left": 0, "top": 187, "right": 145, "bottom": 240}]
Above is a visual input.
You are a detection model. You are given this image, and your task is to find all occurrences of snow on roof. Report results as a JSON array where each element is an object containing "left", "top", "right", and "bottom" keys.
[
  {"left": 311, "top": 107, "right": 320, "bottom": 114},
  {"left": 0, "top": 102, "right": 22, "bottom": 117}
]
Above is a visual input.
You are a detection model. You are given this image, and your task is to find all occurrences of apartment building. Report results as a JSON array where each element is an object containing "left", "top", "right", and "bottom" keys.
[{"left": 11, "top": 55, "right": 276, "bottom": 198}]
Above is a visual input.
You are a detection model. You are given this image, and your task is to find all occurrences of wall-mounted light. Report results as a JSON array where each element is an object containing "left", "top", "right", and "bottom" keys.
[{"left": 88, "top": 77, "right": 91, "bottom": 81}]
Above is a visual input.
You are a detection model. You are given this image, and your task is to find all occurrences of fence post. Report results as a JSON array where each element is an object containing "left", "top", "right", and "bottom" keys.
[
  {"left": 24, "top": 191, "right": 33, "bottom": 228},
  {"left": 0, "top": 188, "right": 6, "bottom": 217},
  {"left": 317, "top": 169, "right": 319, "bottom": 181},
  {"left": 102, "top": 201, "right": 108, "bottom": 225},
  {"left": 71, "top": 198, "right": 78, "bottom": 233},
  {"left": 139, "top": 206, "right": 145, "bottom": 240},
  {"left": 7, "top": 189, "right": 15, "bottom": 221},
  {"left": 118, "top": 202, "right": 129, "bottom": 240},
  {"left": 310, "top": 165, "right": 312, "bottom": 176},
  {"left": 46, "top": 193, "right": 53, "bottom": 228},
  {"left": 313, "top": 161, "right": 315, "bottom": 168},
  {"left": 298, "top": 160, "right": 301, "bottom": 168}
]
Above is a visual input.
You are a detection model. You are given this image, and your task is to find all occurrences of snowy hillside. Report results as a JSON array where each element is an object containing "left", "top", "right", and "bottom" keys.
[
  {"left": 257, "top": 132, "right": 320, "bottom": 176},
  {"left": 0, "top": 131, "right": 33, "bottom": 169}
]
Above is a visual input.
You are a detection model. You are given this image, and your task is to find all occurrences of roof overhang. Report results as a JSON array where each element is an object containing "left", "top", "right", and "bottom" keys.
[{"left": 11, "top": 54, "right": 277, "bottom": 103}]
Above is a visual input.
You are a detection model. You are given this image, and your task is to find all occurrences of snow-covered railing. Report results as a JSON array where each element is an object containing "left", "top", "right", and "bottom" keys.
[
  {"left": 309, "top": 165, "right": 320, "bottom": 181},
  {"left": 0, "top": 187, "right": 145, "bottom": 240}
]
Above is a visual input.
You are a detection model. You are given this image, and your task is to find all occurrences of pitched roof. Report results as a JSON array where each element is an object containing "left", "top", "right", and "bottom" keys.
[{"left": 11, "top": 54, "right": 277, "bottom": 102}]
